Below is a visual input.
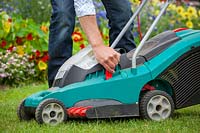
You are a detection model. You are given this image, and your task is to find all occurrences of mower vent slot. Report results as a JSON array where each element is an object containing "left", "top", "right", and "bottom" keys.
[
  {"left": 159, "top": 47, "right": 200, "bottom": 109},
  {"left": 126, "top": 30, "right": 180, "bottom": 63}
]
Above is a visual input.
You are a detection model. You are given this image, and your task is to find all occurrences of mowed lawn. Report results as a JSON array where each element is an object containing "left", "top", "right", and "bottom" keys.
[{"left": 0, "top": 84, "right": 200, "bottom": 133}]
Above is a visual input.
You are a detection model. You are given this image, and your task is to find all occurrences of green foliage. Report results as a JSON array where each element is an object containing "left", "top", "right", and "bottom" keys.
[
  {"left": 1, "top": 0, "right": 51, "bottom": 23},
  {"left": 0, "top": 12, "right": 49, "bottom": 86},
  {"left": 131, "top": 1, "right": 200, "bottom": 44}
]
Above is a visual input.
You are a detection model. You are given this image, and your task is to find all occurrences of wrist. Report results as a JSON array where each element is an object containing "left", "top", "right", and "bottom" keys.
[{"left": 91, "top": 43, "right": 103, "bottom": 49}]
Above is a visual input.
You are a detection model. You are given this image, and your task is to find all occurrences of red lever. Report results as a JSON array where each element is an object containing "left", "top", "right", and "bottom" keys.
[
  {"left": 173, "top": 28, "right": 188, "bottom": 32},
  {"left": 142, "top": 84, "right": 156, "bottom": 91},
  {"left": 105, "top": 70, "right": 113, "bottom": 80},
  {"left": 67, "top": 106, "right": 93, "bottom": 118}
]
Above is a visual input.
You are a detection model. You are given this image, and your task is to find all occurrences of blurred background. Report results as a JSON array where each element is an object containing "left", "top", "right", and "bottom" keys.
[{"left": 0, "top": 0, "right": 199, "bottom": 87}]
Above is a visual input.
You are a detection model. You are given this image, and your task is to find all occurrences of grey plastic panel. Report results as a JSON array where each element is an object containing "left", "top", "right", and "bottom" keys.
[
  {"left": 127, "top": 31, "right": 180, "bottom": 61},
  {"left": 53, "top": 31, "right": 180, "bottom": 87},
  {"left": 74, "top": 99, "right": 122, "bottom": 107}
]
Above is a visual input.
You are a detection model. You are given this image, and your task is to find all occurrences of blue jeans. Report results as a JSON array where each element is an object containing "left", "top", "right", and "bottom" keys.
[{"left": 48, "top": 0, "right": 136, "bottom": 87}]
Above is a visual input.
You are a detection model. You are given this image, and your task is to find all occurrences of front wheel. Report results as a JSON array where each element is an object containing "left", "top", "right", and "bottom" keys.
[
  {"left": 35, "top": 99, "right": 67, "bottom": 125},
  {"left": 140, "top": 90, "right": 174, "bottom": 121}
]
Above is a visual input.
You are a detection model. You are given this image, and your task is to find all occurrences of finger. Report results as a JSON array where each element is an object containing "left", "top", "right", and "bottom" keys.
[
  {"left": 106, "top": 54, "right": 117, "bottom": 66},
  {"left": 116, "top": 52, "right": 121, "bottom": 62},
  {"left": 102, "top": 62, "right": 115, "bottom": 73},
  {"left": 107, "top": 60, "right": 116, "bottom": 70},
  {"left": 110, "top": 51, "right": 121, "bottom": 64},
  {"left": 104, "top": 58, "right": 116, "bottom": 70},
  {"left": 99, "top": 58, "right": 114, "bottom": 73}
]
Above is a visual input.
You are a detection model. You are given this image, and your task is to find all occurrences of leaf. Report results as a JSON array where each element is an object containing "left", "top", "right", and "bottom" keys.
[
  {"left": 39, "top": 38, "right": 48, "bottom": 51},
  {"left": 16, "top": 28, "right": 29, "bottom": 37},
  {"left": 31, "top": 41, "right": 42, "bottom": 51},
  {"left": 0, "top": 30, "right": 4, "bottom": 38}
]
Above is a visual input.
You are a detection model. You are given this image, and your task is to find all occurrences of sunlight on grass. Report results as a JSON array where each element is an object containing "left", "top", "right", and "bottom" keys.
[{"left": 0, "top": 84, "right": 200, "bottom": 132}]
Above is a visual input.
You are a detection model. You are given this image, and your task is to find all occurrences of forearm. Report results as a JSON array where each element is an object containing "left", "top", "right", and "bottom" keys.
[
  {"left": 78, "top": 15, "right": 104, "bottom": 48},
  {"left": 78, "top": 15, "right": 120, "bottom": 73}
]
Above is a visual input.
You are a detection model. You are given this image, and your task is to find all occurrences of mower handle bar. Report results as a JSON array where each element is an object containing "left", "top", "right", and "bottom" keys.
[
  {"left": 110, "top": 0, "right": 147, "bottom": 48},
  {"left": 132, "top": 0, "right": 174, "bottom": 68},
  {"left": 110, "top": 0, "right": 174, "bottom": 68}
]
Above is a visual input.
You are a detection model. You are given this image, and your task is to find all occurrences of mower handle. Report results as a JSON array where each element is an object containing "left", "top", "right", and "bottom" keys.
[
  {"left": 132, "top": 0, "right": 174, "bottom": 68},
  {"left": 110, "top": 0, "right": 174, "bottom": 68},
  {"left": 110, "top": 0, "right": 148, "bottom": 48}
]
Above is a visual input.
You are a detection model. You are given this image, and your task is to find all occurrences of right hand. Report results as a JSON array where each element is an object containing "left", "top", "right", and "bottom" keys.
[{"left": 92, "top": 45, "right": 121, "bottom": 73}]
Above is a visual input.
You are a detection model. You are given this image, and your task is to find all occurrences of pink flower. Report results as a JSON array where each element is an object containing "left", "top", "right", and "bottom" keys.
[{"left": 0, "top": 73, "right": 7, "bottom": 78}]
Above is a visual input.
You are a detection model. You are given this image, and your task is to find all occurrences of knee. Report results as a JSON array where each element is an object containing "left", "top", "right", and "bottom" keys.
[
  {"left": 118, "top": 7, "right": 132, "bottom": 23},
  {"left": 51, "top": 9, "right": 74, "bottom": 23}
]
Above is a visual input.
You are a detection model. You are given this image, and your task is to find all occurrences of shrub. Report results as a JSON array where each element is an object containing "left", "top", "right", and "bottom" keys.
[
  {"left": 0, "top": 50, "right": 35, "bottom": 86},
  {"left": 0, "top": 0, "right": 51, "bottom": 23},
  {"left": 132, "top": 1, "right": 200, "bottom": 42},
  {"left": 0, "top": 12, "right": 49, "bottom": 86}
]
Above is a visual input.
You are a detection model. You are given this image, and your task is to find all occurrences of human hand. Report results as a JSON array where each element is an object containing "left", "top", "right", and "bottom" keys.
[{"left": 92, "top": 45, "right": 121, "bottom": 73}]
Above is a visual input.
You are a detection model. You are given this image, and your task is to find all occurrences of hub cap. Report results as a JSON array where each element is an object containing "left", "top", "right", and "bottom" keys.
[
  {"left": 42, "top": 103, "right": 65, "bottom": 125},
  {"left": 147, "top": 95, "right": 171, "bottom": 121}
]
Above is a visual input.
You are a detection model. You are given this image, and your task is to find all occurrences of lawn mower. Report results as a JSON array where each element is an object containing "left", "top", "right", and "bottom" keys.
[{"left": 17, "top": 0, "right": 200, "bottom": 125}]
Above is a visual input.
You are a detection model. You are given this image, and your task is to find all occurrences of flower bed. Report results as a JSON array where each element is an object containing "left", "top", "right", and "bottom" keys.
[
  {"left": 0, "top": 0, "right": 200, "bottom": 86},
  {"left": 0, "top": 12, "right": 49, "bottom": 86}
]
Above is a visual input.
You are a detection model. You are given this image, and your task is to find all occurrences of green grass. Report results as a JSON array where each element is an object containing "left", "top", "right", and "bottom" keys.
[{"left": 0, "top": 84, "right": 200, "bottom": 133}]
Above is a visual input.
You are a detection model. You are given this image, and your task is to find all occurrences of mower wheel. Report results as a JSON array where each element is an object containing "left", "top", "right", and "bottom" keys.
[
  {"left": 140, "top": 90, "right": 174, "bottom": 121},
  {"left": 35, "top": 98, "right": 67, "bottom": 125},
  {"left": 17, "top": 99, "right": 32, "bottom": 121}
]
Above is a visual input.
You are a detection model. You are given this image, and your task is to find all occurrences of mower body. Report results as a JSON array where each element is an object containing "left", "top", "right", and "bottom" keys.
[{"left": 19, "top": 29, "right": 200, "bottom": 122}]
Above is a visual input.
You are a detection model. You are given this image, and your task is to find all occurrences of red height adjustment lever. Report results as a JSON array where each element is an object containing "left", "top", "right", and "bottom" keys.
[
  {"left": 105, "top": 70, "right": 113, "bottom": 80},
  {"left": 173, "top": 28, "right": 188, "bottom": 32}
]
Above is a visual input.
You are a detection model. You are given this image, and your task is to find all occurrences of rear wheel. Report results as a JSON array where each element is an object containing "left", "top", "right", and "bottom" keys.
[
  {"left": 140, "top": 90, "right": 174, "bottom": 121},
  {"left": 17, "top": 99, "right": 32, "bottom": 121},
  {"left": 35, "top": 99, "right": 67, "bottom": 125}
]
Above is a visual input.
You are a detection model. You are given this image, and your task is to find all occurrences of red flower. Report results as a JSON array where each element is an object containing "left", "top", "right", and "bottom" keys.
[
  {"left": 29, "top": 55, "right": 35, "bottom": 61},
  {"left": 26, "top": 33, "right": 33, "bottom": 41},
  {"left": 72, "top": 32, "right": 83, "bottom": 42},
  {"left": 35, "top": 50, "right": 41, "bottom": 57},
  {"left": 80, "top": 44, "right": 85, "bottom": 49},
  {"left": 1, "top": 40, "right": 7, "bottom": 48},
  {"left": 16, "top": 37, "right": 23, "bottom": 45},
  {"left": 8, "top": 18, "right": 12, "bottom": 23},
  {"left": 41, "top": 54, "right": 49, "bottom": 62},
  {"left": 8, "top": 45, "right": 14, "bottom": 52},
  {"left": 105, "top": 35, "right": 109, "bottom": 40}
]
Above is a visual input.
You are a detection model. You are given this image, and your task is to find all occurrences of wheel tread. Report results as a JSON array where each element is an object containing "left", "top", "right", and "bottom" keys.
[
  {"left": 17, "top": 99, "right": 32, "bottom": 121},
  {"left": 35, "top": 98, "right": 67, "bottom": 124},
  {"left": 139, "top": 90, "right": 174, "bottom": 121}
]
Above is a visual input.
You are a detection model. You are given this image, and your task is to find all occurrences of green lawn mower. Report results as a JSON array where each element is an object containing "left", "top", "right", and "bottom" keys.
[{"left": 17, "top": 0, "right": 200, "bottom": 125}]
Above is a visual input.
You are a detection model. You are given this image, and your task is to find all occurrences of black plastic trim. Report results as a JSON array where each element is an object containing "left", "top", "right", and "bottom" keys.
[
  {"left": 126, "top": 31, "right": 180, "bottom": 63},
  {"left": 159, "top": 46, "right": 200, "bottom": 109},
  {"left": 86, "top": 103, "right": 139, "bottom": 118}
]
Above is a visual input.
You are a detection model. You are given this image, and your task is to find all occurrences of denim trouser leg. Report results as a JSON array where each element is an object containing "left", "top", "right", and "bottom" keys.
[
  {"left": 48, "top": 0, "right": 75, "bottom": 87},
  {"left": 101, "top": 0, "right": 136, "bottom": 52}
]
